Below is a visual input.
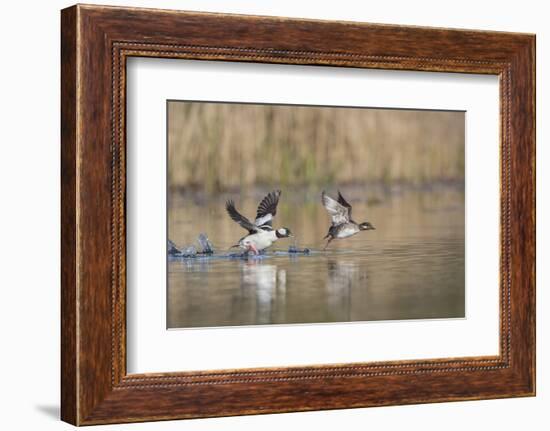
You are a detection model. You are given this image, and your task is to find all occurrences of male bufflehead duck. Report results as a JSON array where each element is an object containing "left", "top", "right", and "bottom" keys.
[
  {"left": 321, "top": 190, "right": 375, "bottom": 250},
  {"left": 226, "top": 190, "right": 293, "bottom": 255}
]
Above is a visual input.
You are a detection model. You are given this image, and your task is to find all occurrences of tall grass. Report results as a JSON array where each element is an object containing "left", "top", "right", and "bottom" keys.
[{"left": 168, "top": 101, "right": 464, "bottom": 194}]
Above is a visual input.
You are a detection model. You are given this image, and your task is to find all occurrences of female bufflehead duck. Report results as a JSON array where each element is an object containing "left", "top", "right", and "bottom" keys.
[
  {"left": 321, "top": 190, "right": 375, "bottom": 250},
  {"left": 226, "top": 190, "right": 293, "bottom": 255}
]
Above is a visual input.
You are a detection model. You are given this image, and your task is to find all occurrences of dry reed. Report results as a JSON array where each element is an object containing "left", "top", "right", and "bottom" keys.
[{"left": 168, "top": 101, "right": 464, "bottom": 194}]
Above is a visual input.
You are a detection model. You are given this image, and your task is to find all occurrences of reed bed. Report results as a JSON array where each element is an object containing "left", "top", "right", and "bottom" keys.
[{"left": 168, "top": 101, "right": 464, "bottom": 194}]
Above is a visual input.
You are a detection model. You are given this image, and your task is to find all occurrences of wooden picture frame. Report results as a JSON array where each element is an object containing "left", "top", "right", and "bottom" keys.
[{"left": 61, "top": 4, "right": 535, "bottom": 425}]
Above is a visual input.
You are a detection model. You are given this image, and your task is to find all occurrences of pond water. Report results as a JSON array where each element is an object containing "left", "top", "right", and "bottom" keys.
[{"left": 167, "top": 187, "right": 465, "bottom": 328}]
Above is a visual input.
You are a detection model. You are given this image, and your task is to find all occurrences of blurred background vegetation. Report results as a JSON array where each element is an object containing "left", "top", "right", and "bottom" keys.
[{"left": 168, "top": 101, "right": 464, "bottom": 195}]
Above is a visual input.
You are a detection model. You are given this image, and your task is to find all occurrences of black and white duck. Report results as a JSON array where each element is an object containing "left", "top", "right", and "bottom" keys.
[
  {"left": 321, "top": 190, "right": 375, "bottom": 250},
  {"left": 226, "top": 190, "right": 293, "bottom": 254}
]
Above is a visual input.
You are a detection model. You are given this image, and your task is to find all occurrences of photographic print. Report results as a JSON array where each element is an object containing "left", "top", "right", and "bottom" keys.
[{"left": 167, "top": 101, "right": 465, "bottom": 328}]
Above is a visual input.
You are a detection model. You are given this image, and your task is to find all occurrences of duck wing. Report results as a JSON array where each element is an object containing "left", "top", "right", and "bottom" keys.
[
  {"left": 322, "top": 191, "right": 350, "bottom": 226},
  {"left": 337, "top": 190, "right": 353, "bottom": 221},
  {"left": 254, "top": 189, "right": 281, "bottom": 230},
  {"left": 226, "top": 200, "right": 260, "bottom": 233}
]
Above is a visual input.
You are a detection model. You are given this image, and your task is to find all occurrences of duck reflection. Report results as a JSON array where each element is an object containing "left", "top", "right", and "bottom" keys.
[
  {"left": 326, "top": 260, "right": 367, "bottom": 321},
  {"left": 240, "top": 260, "right": 287, "bottom": 324}
]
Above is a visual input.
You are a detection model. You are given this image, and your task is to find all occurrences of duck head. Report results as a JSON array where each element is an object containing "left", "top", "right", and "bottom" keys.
[
  {"left": 276, "top": 227, "right": 293, "bottom": 238},
  {"left": 359, "top": 222, "right": 376, "bottom": 231}
]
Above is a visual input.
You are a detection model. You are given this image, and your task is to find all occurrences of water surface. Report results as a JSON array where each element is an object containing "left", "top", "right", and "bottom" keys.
[{"left": 167, "top": 187, "right": 465, "bottom": 328}]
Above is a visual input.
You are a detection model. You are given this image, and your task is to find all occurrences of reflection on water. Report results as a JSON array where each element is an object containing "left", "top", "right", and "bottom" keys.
[{"left": 167, "top": 187, "right": 465, "bottom": 328}]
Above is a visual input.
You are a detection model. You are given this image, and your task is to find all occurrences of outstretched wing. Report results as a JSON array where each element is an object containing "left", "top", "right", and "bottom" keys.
[
  {"left": 337, "top": 190, "right": 353, "bottom": 221},
  {"left": 255, "top": 190, "right": 281, "bottom": 229},
  {"left": 226, "top": 200, "right": 260, "bottom": 233},
  {"left": 322, "top": 191, "right": 350, "bottom": 226}
]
